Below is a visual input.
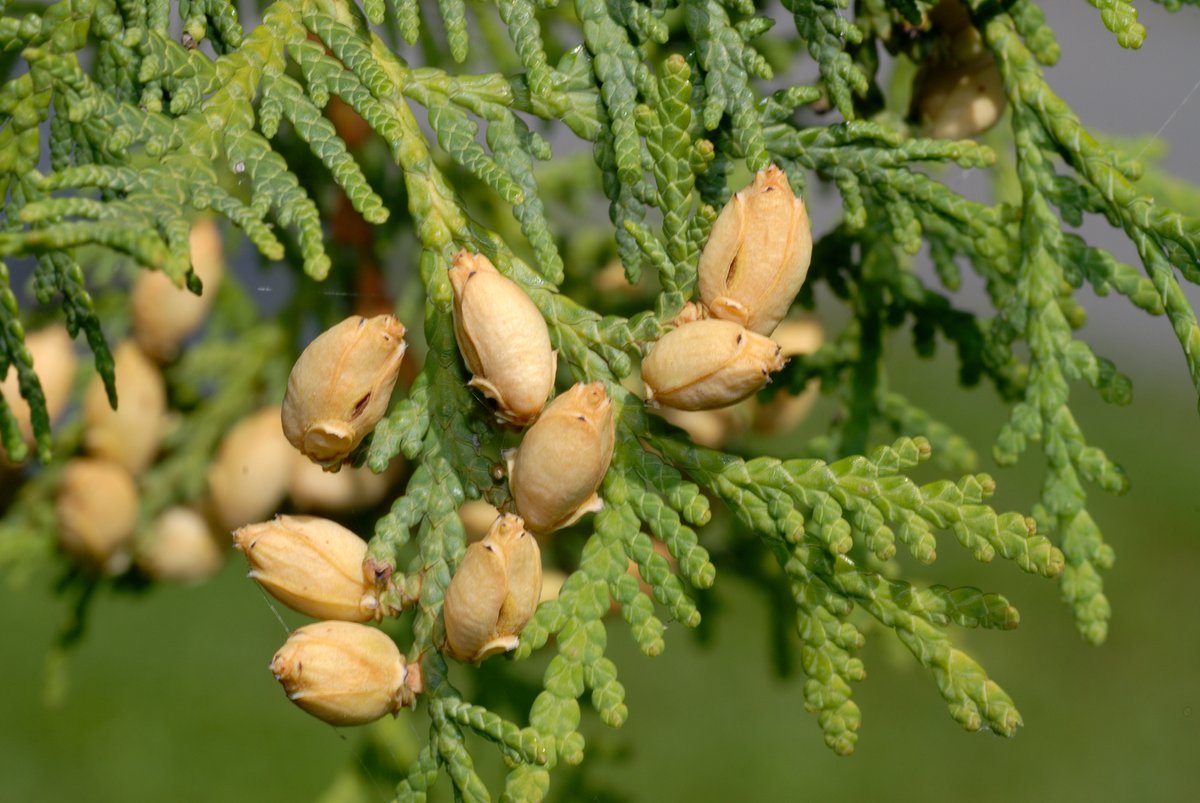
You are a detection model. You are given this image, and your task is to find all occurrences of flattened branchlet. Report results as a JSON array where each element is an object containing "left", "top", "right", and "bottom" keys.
[
  {"left": 508, "top": 381, "right": 616, "bottom": 534},
  {"left": 282, "top": 315, "right": 408, "bottom": 470},
  {"left": 642, "top": 319, "right": 787, "bottom": 411},
  {"left": 443, "top": 513, "right": 543, "bottom": 663},
  {"left": 448, "top": 251, "right": 555, "bottom": 427},
  {"left": 698, "top": 165, "right": 813, "bottom": 336}
]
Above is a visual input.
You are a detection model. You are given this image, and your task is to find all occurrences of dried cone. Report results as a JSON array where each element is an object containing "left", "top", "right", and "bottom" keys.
[
  {"left": 697, "top": 165, "right": 813, "bottom": 336},
  {"left": 270, "top": 621, "right": 415, "bottom": 726},
  {"left": 136, "top": 506, "right": 225, "bottom": 584},
  {"left": 752, "top": 318, "right": 824, "bottom": 433},
  {"left": 448, "top": 251, "right": 555, "bottom": 427},
  {"left": 208, "top": 406, "right": 295, "bottom": 531},
  {"left": 913, "top": 19, "right": 1005, "bottom": 140},
  {"left": 641, "top": 319, "right": 786, "bottom": 411},
  {"left": 131, "top": 217, "right": 225, "bottom": 362},
  {"left": 458, "top": 499, "right": 501, "bottom": 542},
  {"left": 0, "top": 325, "right": 77, "bottom": 452},
  {"left": 282, "top": 315, "right": 407, "bottom": 469},
  {"left": 288, "top": 457, "right": 393, "bottom": 514},
  {"left": 508, "top": 382, "right": 615, "bottom": 534},
  {"left": 56, "top": 458, "right": 139, "bottom": 573},
  {"left": 233, "top": 514, "right": 378, "bottom": 621},
  {"left": 443, "top": 514, "right": 542, "bottom": 662},
  {"left": 83, "top": 341, "right": 167, "bottom": 475}
]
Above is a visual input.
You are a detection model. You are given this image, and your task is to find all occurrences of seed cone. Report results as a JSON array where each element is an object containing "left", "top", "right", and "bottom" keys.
[
  {"left": 697, "top": 165, "right": 813, "bottom": 336},
  {"left": 136, "top": 506, "right": 224, "bottom": 584},
  {"left": 282, "top": 315, "right": 407, "bottom": 469},
  {"left": 443, "top": 514, "right": 542, "bottom": 662},
  {"left": 449, "top": 251, "right": 555, "bottom": 427},
  {"left": 641, "top": 319, "right": 786, "bottom": 411},
  {"left": 0, "top": 325, "right": 77, "bottom": 459},
  {"left": 208, "top": 406, "right": 294, "bottom": 531},
  {"left": 131, "top": 217, "right": 225, "bottom": 362},
  {"left": 83, "top": 341, "right": 166, "bottom": 475},
  {"left": 912, "top": 7, "right": 1005, "bottom": 140},
  {"left": 270, "top": 621, "right": 414, "bottom": 726},
  {"left": 56, "top": 458, "right": 139, "bottom": 573},
  {"left": 233, "top": 514, "right": 377, "bottom": 621},
  {"left": 509, "top": 382, "right": 615, "bottom": 534}
]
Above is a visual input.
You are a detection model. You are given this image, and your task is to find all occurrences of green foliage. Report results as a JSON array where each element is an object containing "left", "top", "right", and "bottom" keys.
[{"left": 2, "top": 1, "right": 1200, "bottom": 801}]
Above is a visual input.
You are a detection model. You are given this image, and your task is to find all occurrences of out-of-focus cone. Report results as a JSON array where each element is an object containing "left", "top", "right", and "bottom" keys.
[
  {"left": 56, "top": 458, "right": 139, "bottom": 574},
  {"left": 752, "top": 317, "right": 824, "bottom": 434},
  {"left": 136, "top": 506, "right": 225, "bottom": 584},
  {"left": 0, "top": 325, "right": 78, "bottom": 460},
  {"left": 288, "top": 456, "right": 396, "bottom": 514},
  {"left": 83, "top": 341, "right": 167, "bottom": 475},
  {"left": 208, "top": 406, "right": 294, "bottom": 531},
  {"left": 131, "top": 217, "right": 225, "bottom": 362},
  {"left": 458, "top": 499, "right": 501, "bottom": 542}
]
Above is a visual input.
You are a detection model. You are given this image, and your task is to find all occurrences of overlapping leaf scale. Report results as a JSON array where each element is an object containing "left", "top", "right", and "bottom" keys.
[
  {"left": 684, "top": 0, "right": 770, "bottom": 170},
  {"left": 782, "top": 0, "right": 868, "bottom": 119},
  {"left": 986, "top": 14, "right": 1200, "bottom": 401},
  {"left": 576, "top": 0, "right": 649, "bottom": 280}
]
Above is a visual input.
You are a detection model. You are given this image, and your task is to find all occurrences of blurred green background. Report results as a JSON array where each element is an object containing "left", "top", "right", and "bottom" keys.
[{"left": 3, "top": 338, "right": 1198, "bottom": 803}]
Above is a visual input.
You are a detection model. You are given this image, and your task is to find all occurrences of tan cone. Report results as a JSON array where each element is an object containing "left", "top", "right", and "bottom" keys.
[
  {"left": 449, "top": 251, "right": 555, "bottom": 427},
  {"left": 443, "top": 514, "right": 542, "bottom": 662},
  {"left": 282, "top": 315, "right": 407, "bottom": 469}
]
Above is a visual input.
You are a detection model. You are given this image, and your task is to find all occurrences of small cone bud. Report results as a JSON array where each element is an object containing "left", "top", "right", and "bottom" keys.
[
  {"left": 0, "top": 325, "right": 77, "bottom": 454},
  {"left": 270, "top": 621, "right": 413, "bottom": 726},
  {"left": 208, "top": 406, "right": 294, "bottom": 530},
  {"left": 458, "top": 499, "right": 501, "bottom": 542},
  {"left": 641, "top": 319, "right": 786, "bottom": 411},
  {"left": 752, "top": 318, "right": 824, "bottom": 433},
  {"left": 288, "top": 457, "right": 393, "bottom": 513},
  {"left": 131, "top": 218, "right": 225, "bottom": 362},
  {"left": 233, "top": 514, "right": 378, "bottom": 621},
  {"left": 83, "top": 341, "right": 167, "bottom": 475},
  {"left": 697, "top": 165, "right": 813, "bottom": 336},
  {"left": 508, "top": 382, "right": 615, "bottom": 534},
  {"left": 443, "top": 514, "right": 542, "bottom": 662},
  {"left": 448, "top": 251, "right": 555, "bottom": 427},
  {"left": 282, "top": 315, "right": 407, "bottom": 469},
  {"left": 56, "top": 458, "right": 138, "bottom": 573},
  {"left": 136, "top": 506, "right": 224, "bottom": 584}
]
